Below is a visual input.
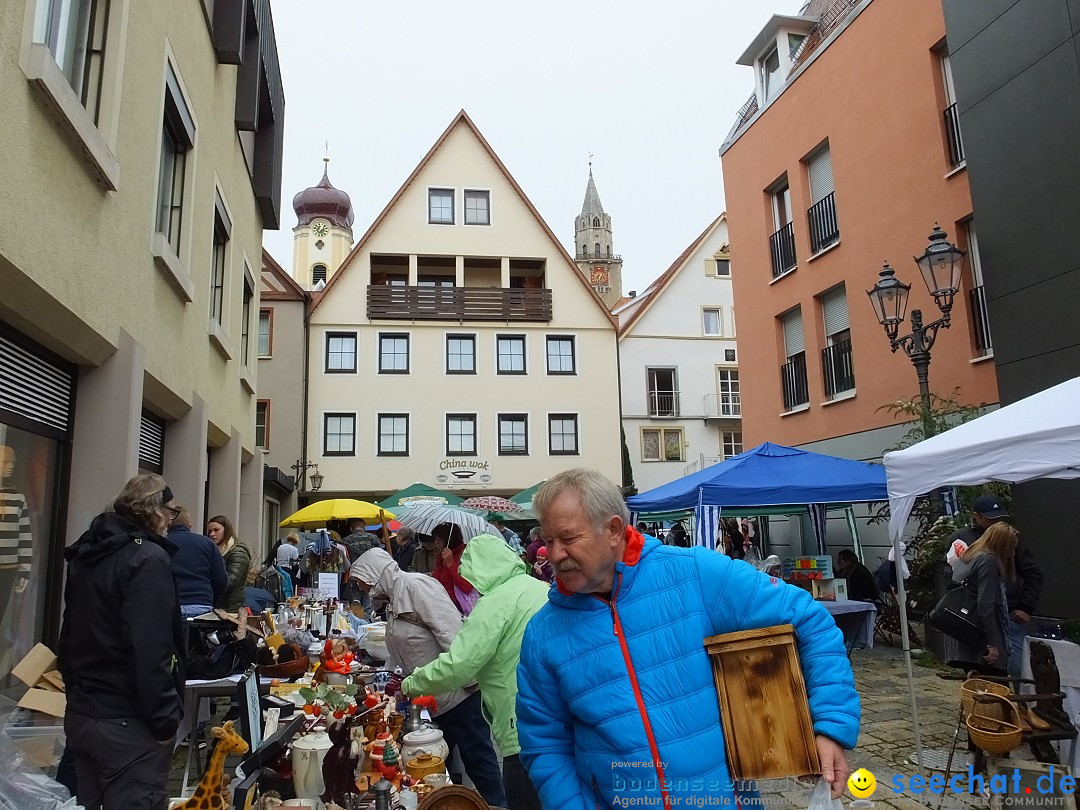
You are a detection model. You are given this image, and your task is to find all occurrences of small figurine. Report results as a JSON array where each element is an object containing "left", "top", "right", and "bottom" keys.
[{"left": 321, "top": 638, "right": 355, "bottom": 674}]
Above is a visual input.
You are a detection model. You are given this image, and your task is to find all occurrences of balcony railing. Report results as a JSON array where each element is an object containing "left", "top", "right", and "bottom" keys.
[
  {"left": 780, "top": 353, "right": 809, "bottom": 411},
  {"left": 684, "top": 456, "right": 724, "bottom": 477},
  {"left": 769, "top": 222, "right": 797, "bottom": 278},
  {"left": 647, "top": 391, "right": 680, "bottom": 417},
  {"left": 704, "top": 394, "right": 741, "bottom": 418},
  {"left": 969, "top": 284, "right": 993, "bottom": 354},
  {"left": 944, "top": 103, "right": 965, "bottom": 167},
  {"left": 821, "top": 339, "right": 855, "bottom": 398},
  {"left": 367, "top": 285, "right": 552, "bottom": 322},
  {"left": 807, "top": 192, "right": 840, "bottom": 254}
]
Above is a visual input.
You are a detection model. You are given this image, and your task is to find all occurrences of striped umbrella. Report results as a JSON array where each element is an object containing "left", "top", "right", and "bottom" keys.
[
  {"left": 394, "top": 503, "right": 502, "bottom": 541},
  {"left": 460, "top": 496, "right": 523, "bottom": 513}
]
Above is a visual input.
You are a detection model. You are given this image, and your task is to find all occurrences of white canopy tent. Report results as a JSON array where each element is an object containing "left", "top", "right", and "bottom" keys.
[
  {"left": 886, "top": 375, "right": 1080, "bottom": 540},
  {"left": 881, "top": 374, "right": 1080, "bottom": 771}
]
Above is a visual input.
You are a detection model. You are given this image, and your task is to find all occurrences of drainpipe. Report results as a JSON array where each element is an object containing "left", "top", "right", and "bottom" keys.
[{"left": 300, "top": 298, "right": 311, "bottom": 507}]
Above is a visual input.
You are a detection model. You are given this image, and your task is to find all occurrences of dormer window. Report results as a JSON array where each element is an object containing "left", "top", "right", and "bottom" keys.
[
  {"left": 738, "top": 15, "right": 819, "bottom": 110},
  {"left": 761, "top": 45, "right": 782, "bottom": 102}
]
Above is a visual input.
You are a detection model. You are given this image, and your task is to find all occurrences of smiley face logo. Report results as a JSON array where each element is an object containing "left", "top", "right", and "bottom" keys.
[{"left": 848, "top": 768, "right": 877, "bottom": 798}]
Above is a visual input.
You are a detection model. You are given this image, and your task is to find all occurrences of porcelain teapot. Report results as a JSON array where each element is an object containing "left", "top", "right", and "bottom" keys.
[
  {"left": 399, "top": 725, "right": 450, "bottom": 766},
  {"left": 291, "top": 731, "right": 334, "bottom": 799}
]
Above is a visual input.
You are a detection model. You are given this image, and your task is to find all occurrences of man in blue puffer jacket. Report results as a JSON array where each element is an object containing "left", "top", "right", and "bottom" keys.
[{"left": 517, "top": 469, "right": 860, "bottom": 810}]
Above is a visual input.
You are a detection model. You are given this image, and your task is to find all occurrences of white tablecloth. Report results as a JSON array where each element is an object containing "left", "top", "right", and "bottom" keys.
[
  {"left": 822, "top": 600, "right": 877, "bottom": 649},
  {"left": 1021, "top": 636, "right": 1080, "bottom": 772}
]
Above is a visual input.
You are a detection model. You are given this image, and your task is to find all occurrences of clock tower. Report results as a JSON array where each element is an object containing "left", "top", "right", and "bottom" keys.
[
  {"left": 573, "top": 165, "right": 623, "bottom": 309},
  {"left": 291, "top": 157, "right": 355, "bottom": 290}
]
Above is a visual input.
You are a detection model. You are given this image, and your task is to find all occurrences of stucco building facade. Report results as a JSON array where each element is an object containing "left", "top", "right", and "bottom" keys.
[
  {"left": 304, "top": 112, "right": 622, "bottom": 499},
  {"left": 719, "top": 0, "right": 998, "bottom": 557},
  {"left": 616, "top": 216, "right": 740, "bottom": 493},
  {"left": 0, "top": 0, "right": 283, "bottom": 671}
]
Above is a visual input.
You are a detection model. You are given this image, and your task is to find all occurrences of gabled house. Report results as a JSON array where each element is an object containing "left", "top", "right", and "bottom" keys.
[
  {"left": 303, "top": 111, "right": 622, "bottom": 498},
  {"left": 257, "top": 250, "right": 309, "bottom": 543},
  {"left": 616, "top": 216, "right": 739, "bottom": 493}
]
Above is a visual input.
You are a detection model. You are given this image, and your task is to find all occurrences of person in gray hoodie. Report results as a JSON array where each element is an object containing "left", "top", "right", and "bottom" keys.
[{"left": 350, "top": 548, "right": 506, "bottom": 807}]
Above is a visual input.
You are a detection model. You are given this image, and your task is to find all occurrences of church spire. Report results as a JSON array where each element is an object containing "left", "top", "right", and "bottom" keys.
[
  {"left": 573, "top": 160, "right": 623, "bottom": 310},
  {"left": 580, "top": 165, "right": 605, "bottom": 217}
]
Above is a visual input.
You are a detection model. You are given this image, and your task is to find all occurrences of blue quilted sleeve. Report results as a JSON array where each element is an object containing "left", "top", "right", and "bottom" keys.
[
  {"left": 697, "top": 554, "right": 861, "bottom": 749},
  {"left": 516, "top": 618, "right": 594, "bottom": 810}
]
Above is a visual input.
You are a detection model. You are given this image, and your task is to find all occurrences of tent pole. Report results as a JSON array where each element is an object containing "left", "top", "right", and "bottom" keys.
[
  {"left": 847, "top": 507, "right": 863, "bottom": 560},
  {"left": 892, "top": 534, "right": 925, "bottom": 773}
]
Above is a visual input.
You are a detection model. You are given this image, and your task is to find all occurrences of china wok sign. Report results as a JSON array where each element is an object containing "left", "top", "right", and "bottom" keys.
[{"left": 434, "top": 458, "right": 493, "bottom": 487}]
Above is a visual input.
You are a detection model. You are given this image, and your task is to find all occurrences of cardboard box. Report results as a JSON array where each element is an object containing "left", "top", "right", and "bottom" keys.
[
  {"left": 18, "top": 688, "right": 66, "bottom": 718},
  {"left": 12, "top": 643, "right": 57, "bottom": 688}
]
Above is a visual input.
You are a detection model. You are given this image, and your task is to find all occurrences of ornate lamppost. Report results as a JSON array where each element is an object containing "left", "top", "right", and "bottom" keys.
[
  {"left": 866, "top": 224, "right": 967, "bottom": 439},
  {"left": 291, "top": 459, "right": 324, "bottom": 492}
]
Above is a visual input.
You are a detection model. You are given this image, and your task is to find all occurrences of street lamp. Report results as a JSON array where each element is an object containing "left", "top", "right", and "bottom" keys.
[
  {"left": 867, "top": 224, "right": 966, "bottom": 438},
  {"left": 866, "top": 224, "right": 966, "bottom": 776},
  {"left": 291, "top": 459, "right": 324, "bottom": 492}
]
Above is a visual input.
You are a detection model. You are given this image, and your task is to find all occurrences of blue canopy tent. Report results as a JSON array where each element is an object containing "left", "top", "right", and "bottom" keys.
[{"left": 627, "top": 442, "right": 888, "bottom": 553}]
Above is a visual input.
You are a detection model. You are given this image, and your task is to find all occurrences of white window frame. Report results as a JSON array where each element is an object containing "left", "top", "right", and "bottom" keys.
[
  {"left": 702, "top": 307, "right": 722, "bottom": 337},
  {"left": 722, "top": 430, "right": 743, "bottom": 459},
  {"left": 717, "top": 369, "right": 741, "bottom": 417}
]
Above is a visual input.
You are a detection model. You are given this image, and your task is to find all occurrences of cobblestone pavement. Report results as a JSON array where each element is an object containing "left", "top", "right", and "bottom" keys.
[
  {"left": 166, "top": 643, "right": 988, "bottom": 807},
  {"left": 758, "top": 642, "right": 984, "bottom": 810}
]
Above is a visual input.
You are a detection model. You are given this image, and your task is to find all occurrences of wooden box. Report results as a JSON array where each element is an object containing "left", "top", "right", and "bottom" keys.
[{"left": 704, "top": 624, "right": 820, "bottom": 780}]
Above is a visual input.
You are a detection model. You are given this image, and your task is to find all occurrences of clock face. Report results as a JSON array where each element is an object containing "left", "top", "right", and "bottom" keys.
[
  {"left": 590, "top": 267, "right": 609, "bottom": 286},
  {"left": 312, "top": 221, "right": 329, "bottom": 237}
]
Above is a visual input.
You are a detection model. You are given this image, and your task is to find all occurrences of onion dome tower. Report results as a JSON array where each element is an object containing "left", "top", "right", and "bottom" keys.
[{"left": 292, "top": 157, "right": 355, "bottom": 289}]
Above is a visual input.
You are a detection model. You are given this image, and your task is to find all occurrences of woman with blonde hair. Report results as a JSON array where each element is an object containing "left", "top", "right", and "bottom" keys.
[
  {"left": 59, "top": 473, "right": 186, "bottom": 808},
  {"left": 206, "top": 514, "right": 250, "bottom": 612},
  {"left": 949, "top": 521, "right": 1018, "bottom": 674}
]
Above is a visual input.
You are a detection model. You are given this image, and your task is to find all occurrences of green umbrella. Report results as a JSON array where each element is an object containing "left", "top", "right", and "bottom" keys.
[{"left": 376, "top": 482, "right": 463, "bottom": 512}]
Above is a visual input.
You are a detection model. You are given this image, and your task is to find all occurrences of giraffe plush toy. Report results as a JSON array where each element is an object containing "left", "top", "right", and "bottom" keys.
[{"left": 169, "top": 721, "right": 250, "bottom": 810}]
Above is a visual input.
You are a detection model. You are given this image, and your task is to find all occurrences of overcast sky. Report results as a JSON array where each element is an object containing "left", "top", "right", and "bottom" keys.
[{"left": 263, "top": 1, "right": 805, "bottom": 293}]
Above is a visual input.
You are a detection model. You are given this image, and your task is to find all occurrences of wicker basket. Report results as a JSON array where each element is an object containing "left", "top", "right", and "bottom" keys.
[
  {"left": 961, "top": 677, "right": 1010, "bottom": 718},
  {"left": 966, "top": 694, "right": 1022, "bottom": 754}
]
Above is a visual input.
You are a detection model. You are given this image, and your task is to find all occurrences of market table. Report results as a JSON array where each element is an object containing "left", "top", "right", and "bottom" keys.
[
  {"left": 822, "top": 600, "right": 876, "bottom": 652},
  {"left": 1021, "top": 636, "right": 1080, "bottom": 772}
]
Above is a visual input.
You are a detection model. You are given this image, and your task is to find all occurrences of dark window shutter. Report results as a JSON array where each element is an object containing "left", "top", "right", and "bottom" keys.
[
  {"left": 139, "top": 410, "right": 166, "bottom": 473},
  {"left": 0, "top": 332, "right": 74, "bottom": 437}
]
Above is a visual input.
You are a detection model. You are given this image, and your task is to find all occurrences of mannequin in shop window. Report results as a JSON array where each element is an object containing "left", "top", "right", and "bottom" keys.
[{"left": 0, "top": 445, "right": 32, "bottom": 676}]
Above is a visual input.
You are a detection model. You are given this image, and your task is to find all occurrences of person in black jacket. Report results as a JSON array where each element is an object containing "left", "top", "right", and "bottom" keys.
[
  {"left": 947, "top": 494, "right": 1043, "bottom": 677},
  {"left": 835, "top": 549, "right": 880, "bottom": 603},
  {"left": 59, "top": 474, "right": 186, "bottom": 810}
]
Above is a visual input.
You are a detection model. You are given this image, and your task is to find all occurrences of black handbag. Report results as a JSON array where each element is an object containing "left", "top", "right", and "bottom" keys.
[
  {"left": 928, "top": 580, "right": 984, "bottom": 646},
  {"left": 185, "top": 616, "right": 258, "bottom": 679}
]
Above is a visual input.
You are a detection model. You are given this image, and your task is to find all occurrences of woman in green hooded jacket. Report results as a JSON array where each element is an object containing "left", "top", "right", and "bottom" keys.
[{"left": 402, "top": 533, "right": 549, "bottom": 810}]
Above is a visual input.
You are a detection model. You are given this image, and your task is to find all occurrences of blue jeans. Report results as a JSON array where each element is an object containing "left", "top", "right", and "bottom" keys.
[
  {"left": 180, "top": 604, "right": 213, "bottom": 619},
  {"left": 1006, "top": 615, "right": 1029, "bottom": 679}
]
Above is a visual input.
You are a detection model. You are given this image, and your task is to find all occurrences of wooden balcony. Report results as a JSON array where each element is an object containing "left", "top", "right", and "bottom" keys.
[{"left": 366, "top": 285, "right": 553, "bottom": 322}]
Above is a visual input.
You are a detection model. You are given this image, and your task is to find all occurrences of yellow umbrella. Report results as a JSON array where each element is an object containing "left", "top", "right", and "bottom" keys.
[{"left": 279, "top": 499, "right": 395, "bottom": 528}]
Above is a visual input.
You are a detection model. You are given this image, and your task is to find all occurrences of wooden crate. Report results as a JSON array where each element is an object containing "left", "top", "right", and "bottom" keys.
[{"left": 704, "top": 624, "right": 820, "bottom": 781}]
